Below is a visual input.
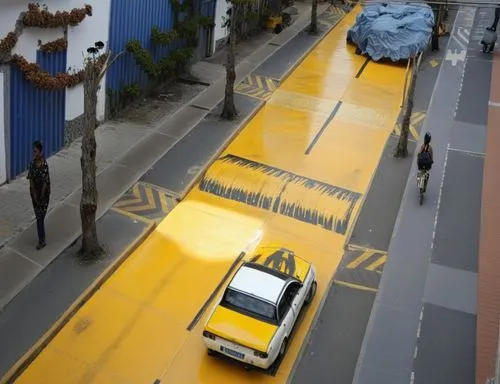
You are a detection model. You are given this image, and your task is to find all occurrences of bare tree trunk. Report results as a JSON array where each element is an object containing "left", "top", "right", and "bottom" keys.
[
  {"left": 221, "top": 5, "right": 238, "bottom": 119},
  {"left": 395, "top": 58, "right": 418, "bottom": 158},
  {"left": 310, "top": 0, "right": 318, "bottom": 34},
  {"left": 80, "top": 58, "right": 103, "bottom": 258}
]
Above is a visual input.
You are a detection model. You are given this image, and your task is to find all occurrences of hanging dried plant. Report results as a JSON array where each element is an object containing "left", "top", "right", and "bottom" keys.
[
  {"left": 39, "top": 38, "right": 68, "bottom": 53},
  {"left": 23, "top": 3, "right": 93, "bottom": 28},
  {"left": 12, "top": 53, "right": 108, "bottom": 90}
]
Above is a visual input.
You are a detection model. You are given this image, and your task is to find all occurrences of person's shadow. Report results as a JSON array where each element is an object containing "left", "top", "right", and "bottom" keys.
[{"left": 263, "top": 249, "right": 296, "bottom": 276}]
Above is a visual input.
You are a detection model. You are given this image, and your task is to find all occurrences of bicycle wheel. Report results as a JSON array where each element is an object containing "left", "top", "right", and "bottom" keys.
[{"left": 419, "top": 189, "right": 424, "bottom": 205}]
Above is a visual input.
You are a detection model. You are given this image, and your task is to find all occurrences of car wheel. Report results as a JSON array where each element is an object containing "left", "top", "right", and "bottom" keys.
[
  {"left": 305, "top": 281, "right": 317, "bottom": 304},
  {"left": 207, "top": 349, "right": 214, "bottom": 356}
]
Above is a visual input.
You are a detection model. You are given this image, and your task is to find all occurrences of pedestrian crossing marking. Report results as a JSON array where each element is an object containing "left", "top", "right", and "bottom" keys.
[
  {"left": 113, "top": 181, "right": 179, "bottom": 222},
  {"left": 345, "top": 244, "right": 388, "bottom": 274},
  {"left": 235, "top": 74, "right": 280, "bottom": 101},
  {"left": 393, "top": 111, "right": 426, "bottom": 141}
]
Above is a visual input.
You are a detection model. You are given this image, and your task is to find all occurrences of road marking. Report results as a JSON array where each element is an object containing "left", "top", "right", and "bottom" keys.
[
  {"left": 198, "top": 154, "right": 363, "bottom": 236},
  {"left": 345, "top": 244, "right": 387, "bottom": 274},
  {"left": 445, "top": 49, "right": 466, "bottom": 66},
  {"left": 334, "top": 279, "right": 378, "bottom": 293},
  {"left": 113, "top": 181, "right": 179, "bottom": 221},
  {"left": 319, "top": 5, "right": 346, "bottom": 23},
  {"left": 393, "top": 111, "right": 425, "bottom": 141},
  {"left": 429, "top": 59, "right": 440, "bottom": 68},
  {"left": 235, "top": 74, "right": 280, "bottom": 101}
]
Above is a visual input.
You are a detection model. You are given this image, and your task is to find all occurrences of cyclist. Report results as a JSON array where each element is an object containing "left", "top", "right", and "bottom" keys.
[{"left": 417, "top": 132, "right": 434, "bottom": 192}]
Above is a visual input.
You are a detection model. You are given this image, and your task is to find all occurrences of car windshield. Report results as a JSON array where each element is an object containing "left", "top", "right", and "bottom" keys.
[{"left": 221, "top": 288, "right": 277, "bottom": 323}]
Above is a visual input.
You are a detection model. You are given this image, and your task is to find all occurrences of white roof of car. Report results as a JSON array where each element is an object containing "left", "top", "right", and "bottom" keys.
[{"left": 229, "top": 265, "right": 286, "bottom": 304}]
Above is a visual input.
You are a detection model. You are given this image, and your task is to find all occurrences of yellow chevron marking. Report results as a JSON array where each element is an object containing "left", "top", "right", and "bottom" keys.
[
  {"left": 126, "top": 186, "right": 155, "bottom": 212},
  {"left": 235, "top": 73, "right": 280, "bottom": 100},
  {"left": 346, "top": 250, "right": 373, "bottom": 269},
  {"left": 346, "top": 244, "right": 388, "bottom": 273},
  {"left": 266, "top": 78, "right": 277, "bottom": 91},
  {"left": 366, "top": 255, "right": 387, "bottom": 272},
  {"left": 393, "top": 111, "right": 426, "bottom": 141},
  {"left": 113, "top": 182, "right": 179, "bottom": 220},
  {"left": 113, "top": 184, "right": 142, "bottom": 207}
]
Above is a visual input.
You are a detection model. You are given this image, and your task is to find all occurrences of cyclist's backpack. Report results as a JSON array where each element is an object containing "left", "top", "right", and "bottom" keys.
[{"left": 418, "top": 150, "right": 432, "bottom": 168}]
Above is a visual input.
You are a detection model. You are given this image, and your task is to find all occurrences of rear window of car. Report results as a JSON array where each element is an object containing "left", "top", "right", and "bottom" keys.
[{"left": 221, "top": 288, "right": 277, "bottom": 323}]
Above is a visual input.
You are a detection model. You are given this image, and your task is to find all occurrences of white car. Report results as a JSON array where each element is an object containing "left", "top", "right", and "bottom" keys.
[{"left": 202, "top": 246, "right": 317, "bottom": 370}]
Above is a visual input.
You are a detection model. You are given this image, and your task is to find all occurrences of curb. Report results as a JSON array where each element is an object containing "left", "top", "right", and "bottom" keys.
[
  {"left": 0, "top": 222, "right": 156, "bottom": 384},
  {"left": 178, "top": 6, "right": 350, "bottom": 201}
]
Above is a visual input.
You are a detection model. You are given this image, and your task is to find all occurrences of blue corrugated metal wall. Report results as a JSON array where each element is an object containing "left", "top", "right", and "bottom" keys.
[
  {"left": 10, "top": 50, "right": 66, "bottom": 178},
  {"left": 199, "top": 0, "right": 216, "bottom": 58},
  {"left": 106, "top": 0, "right": 176, "bottom": 92}
]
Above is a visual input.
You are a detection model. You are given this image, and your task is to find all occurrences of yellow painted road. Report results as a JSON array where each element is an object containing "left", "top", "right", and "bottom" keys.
[{"left": 10, "top": 6, "right": 407, "bottom": 384}]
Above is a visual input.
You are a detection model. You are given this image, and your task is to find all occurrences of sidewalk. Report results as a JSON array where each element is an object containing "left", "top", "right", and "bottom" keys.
[{"left": 353, "top": 6, "right": 488, "bottom": 384}]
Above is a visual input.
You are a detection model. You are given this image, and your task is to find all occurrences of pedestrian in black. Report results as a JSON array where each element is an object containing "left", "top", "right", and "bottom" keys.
[
  {"left": 27, "top": 140, "right": 50, "bottom": 250},
  {"left": 491, "top": 6, "right": 500, "bottom": 31}
]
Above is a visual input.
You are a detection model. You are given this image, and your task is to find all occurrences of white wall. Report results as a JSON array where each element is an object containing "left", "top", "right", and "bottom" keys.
[
  {"left": 0, "top": 71, "right": 6, "bottom": 185},
  {"left": 66, "top": 0, "right": 110, "bottom": 121},
  {"left": 0, "top": 0, "right": 110, "bottom": 122},
  {"left": 212, "top": 0, "right": 230, "bottom": 55}
]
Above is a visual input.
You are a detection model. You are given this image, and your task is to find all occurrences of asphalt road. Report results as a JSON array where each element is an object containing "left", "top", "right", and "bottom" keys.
[
  {"left": 353, "top": 6, "right": 487, "bottom": 384},
  {"left": 289, "top": 16, "right": 453, "bottom": 381}
]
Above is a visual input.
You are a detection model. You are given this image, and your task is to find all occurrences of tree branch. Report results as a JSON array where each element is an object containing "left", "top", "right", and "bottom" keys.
[{"left": 97, "top": 49, "right": 125, "bottom": 83}]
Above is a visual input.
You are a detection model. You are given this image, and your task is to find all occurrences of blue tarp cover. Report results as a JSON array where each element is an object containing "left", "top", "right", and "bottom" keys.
[{"left": 347, "top": 4, "right": 435, "bottom": 61}]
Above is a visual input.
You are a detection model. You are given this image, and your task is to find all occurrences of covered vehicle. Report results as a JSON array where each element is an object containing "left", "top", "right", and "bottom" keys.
[
  {"left": 202, "top": 246, "right": 317, "bottom": 370},
  {"left": 347, "top": 3, "right": 435, "bottom": 61}
]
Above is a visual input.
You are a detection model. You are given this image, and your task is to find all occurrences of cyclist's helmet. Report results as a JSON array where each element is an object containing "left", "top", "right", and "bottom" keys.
[{"left": 424, "top": 132, "right": 432, "bottom": 145}]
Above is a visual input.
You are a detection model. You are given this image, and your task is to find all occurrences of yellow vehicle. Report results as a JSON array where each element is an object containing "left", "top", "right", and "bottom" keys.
[{"left": 202, "top": 247, "right": 317, "bottom": 370}]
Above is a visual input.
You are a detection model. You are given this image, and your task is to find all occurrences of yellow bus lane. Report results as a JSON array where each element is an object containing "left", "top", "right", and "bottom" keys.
[{"left": 10, "top": 6, "right": 408, "bottom": 384}]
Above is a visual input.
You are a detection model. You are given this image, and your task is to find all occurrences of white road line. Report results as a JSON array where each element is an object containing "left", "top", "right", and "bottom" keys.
[
  {"left": 448, "top": 147, "right": 485, "bottom": 156},
  {"left": 430, "top": 143, "right": 449, "bottom": 251}
]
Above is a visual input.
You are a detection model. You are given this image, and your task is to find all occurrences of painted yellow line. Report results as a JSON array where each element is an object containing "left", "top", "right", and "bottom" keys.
[
  {"left": 266, "top": 78, "right": 277, "bottom": 91},
  {"left": 256, "top": 75, "right": 264, "bottom": 89},
  {"left": 110, "top": 208, "right": 155, "bottom": 225},
  {"left": 10, "top": 5, "right": 408, "bottom": 384},
  {"left": 366, "top": 255, "right": 387, "bottom": 271},
  {"left": 0, "top": 223, "right": 156, "bottom": 384},
  {"left": 346, "top": 250, "right": 373, "bottom": 269},
  {"left": 347, "top": 243, "right": 386, "bottom": 255},
  {"left": 113, "top": 183, "right": 141, "bottom": 207},
  {"left": 334, "top": 279, "right": 378, "bottom": 293},
  {"left": 159, "top": 192, "right": 170, "bottom": 214}
]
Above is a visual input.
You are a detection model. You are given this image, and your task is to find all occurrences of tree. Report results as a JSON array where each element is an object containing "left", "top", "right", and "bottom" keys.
[
  {"left": 394, "top": 53, "right": 421, "bottom": 158},
  {"left": 221, "top": 0, "right": 253, "bottom": 119},
  {"left": 309, "top": 0, "right": 318, "bottom": 34},
  {"left": 79, "top": 42, "right": 122, "bottom": 258},
  {"left": 221, "top": 2, "right": 238, "bottom": 119}
]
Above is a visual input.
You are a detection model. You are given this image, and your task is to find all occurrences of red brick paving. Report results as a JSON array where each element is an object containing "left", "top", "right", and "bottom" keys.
[{"left": 476, "top": 53, "right": 500, "bottom": 384}]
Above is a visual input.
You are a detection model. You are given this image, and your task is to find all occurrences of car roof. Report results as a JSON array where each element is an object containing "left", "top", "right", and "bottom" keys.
[{"left": 228, "top": 263, "right": 288, "bottom": 304}]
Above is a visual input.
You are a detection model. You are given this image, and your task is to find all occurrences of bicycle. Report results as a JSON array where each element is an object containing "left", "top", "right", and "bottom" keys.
[{"left": 417, "top": 169, "right": 429, "bottom": 205}]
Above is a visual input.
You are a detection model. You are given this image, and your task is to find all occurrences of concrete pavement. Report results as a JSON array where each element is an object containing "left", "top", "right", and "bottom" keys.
[
  {"left": 353, "top": 6, "right": 488, "bottom": 384},
  {"left": 0, "top": 0, "right": 326, "bottom": 313},
  {"left": 0, "top": 3, "right": 352, "bottom": 380}
]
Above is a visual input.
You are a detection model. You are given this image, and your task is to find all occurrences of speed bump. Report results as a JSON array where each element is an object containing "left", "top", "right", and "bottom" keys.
[
  {"left": 112, "top": 182, "right": 178, "bottom": 223},
  {"left": 235, "top": 74, "right": 280, "bottom": 100}
]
